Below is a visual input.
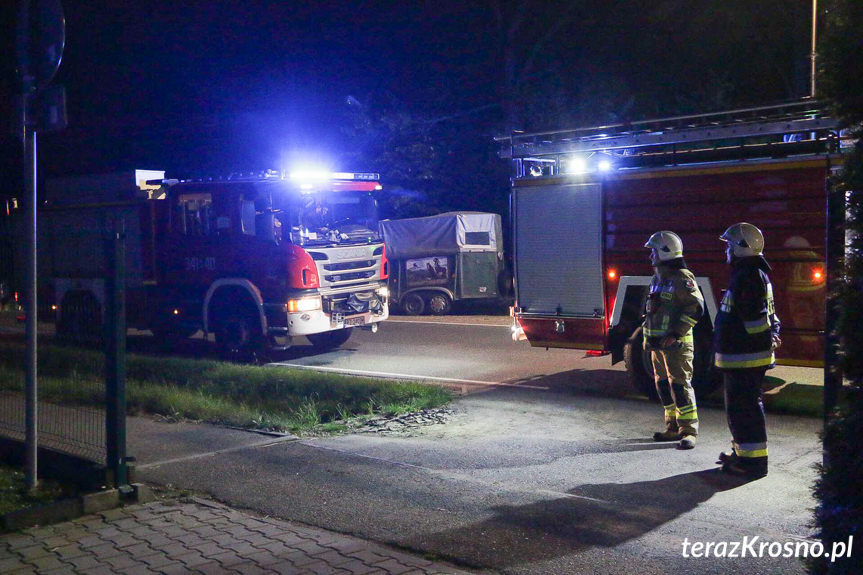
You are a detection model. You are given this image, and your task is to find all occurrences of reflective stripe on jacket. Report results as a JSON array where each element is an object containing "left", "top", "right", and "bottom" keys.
[
  {"left": 713, "top": 256, "right": 780, "bottom": 370},
  {"left": 643, "top": 263, "right": 704, "bottom": 349}
]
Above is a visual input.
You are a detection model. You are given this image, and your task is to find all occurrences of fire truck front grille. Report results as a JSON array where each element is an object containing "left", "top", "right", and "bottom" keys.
[
  {"left": 323, "top": 260, "right": 375, "bottom": 272},
  {"left": 310, "top": 245, "right": 382, "bottom": 288},
  {"left": 324, "top": 270, "right": 375, "bottom": 283}
]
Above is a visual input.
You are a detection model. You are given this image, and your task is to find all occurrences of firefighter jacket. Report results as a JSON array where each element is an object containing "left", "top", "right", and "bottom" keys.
[
  {"left": 714, "top": 256, "right": 781, "bottom": 370},
  {"left": 643, "top": 260, "right": 704, "bottom": 349}
]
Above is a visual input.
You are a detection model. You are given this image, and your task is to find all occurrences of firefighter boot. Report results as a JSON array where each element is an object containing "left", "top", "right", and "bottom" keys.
[
  {"left": 678, "top": 435, "right": 696, "bottom": 449},
  {"left": 672, "top": 382, "right": 698, "bottom": 450},
  {"left": 653, "top": 403, "right": 681, "bottom": 441},
  {"left": 721, "top": 457, "right": 768, "bottom": 479},
  {"left": 717, "top": 448, "right": 737, "bottom": 464}
]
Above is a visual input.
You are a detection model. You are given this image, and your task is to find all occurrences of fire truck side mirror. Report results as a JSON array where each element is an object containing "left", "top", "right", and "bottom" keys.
[
  {"left": 256, "top": 212, "right": 279, "bottom": 244},
  {"left": 240, "top": 200, "right": 256, "bottom": 236}
]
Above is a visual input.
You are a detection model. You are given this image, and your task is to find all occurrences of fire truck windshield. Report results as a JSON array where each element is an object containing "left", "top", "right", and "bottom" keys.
[{"left": 276, "top": 191, "right": 379, "bottom": 246}]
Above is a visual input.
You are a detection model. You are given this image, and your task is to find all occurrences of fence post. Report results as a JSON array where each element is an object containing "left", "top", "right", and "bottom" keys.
[{"left": 105, "top": 219, "right": 128, "bottom": 489}]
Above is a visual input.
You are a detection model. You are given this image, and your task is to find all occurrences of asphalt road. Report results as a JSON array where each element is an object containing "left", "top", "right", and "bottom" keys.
[
  {"left": 132, "top": 316, "right": 825, "bottom": 575},
  {"left": 269, "top": 315, "right": 634, "bottom": 394}
]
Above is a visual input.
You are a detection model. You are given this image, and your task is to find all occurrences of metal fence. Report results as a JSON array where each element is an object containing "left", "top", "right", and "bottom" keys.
[
  {"left": 0, "top": 220, "right": 128, "bottom": 484},
  {"left": 0, "top": 386, "right": 106, "bottom": 465}
]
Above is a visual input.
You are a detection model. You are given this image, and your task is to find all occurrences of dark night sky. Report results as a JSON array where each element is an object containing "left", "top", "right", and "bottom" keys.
[{"left": 1, "top": 1, "right": 815, "bottom": 205}]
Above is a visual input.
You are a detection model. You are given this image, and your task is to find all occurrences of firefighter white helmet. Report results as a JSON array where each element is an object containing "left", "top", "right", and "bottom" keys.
[
  {"left": 644, "top": 231, "right": 683, "bottom": 263},
  {"left": 720, "top": 222, "right": 764, "bottom": 258}
]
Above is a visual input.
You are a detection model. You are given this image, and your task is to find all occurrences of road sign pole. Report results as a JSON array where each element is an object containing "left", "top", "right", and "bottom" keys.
[
  {"left": 24, "top": 127, "right": 38, "bottom": 492},
  {"left": 15, "top": 0, "right": 66, "bottom": 492}
]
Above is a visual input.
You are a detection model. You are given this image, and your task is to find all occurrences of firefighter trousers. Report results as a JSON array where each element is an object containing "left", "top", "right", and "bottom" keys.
[
  {"left": 723, "top": 368, "right": 768, "bottom": 467},
  {"left": 650, "top": 342, "right": 698, "bottom": 436}
]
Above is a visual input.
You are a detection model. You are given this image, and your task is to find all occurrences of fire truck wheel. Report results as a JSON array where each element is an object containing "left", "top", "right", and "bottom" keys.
[
  {"left": 623, "top": 327, "right": 659, "bottom": 400},
  {"left": 307, "top": 328, "right": 352, "bottom": 350},
  {"left": 426, "top": 293, "right": 451, "bottom": 316},
  {"left": 216, "top": 311, "right": 266, "bottom": 364},
  {"left": 401, "top": 293, "right": 425, "bottom": 315}
]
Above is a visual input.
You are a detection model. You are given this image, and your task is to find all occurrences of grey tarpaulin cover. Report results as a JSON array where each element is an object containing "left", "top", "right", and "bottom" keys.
[{"left": 379, "top": 212, "right": 503, "bottom": 259}]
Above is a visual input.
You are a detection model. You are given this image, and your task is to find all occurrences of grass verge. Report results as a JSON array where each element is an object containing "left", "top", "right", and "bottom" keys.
[
  {"left": 0, "top": 465, "right": 73, "bottom": 516},
  {"left": 0, "top": 340, "right": 452, "bottom": 435}
]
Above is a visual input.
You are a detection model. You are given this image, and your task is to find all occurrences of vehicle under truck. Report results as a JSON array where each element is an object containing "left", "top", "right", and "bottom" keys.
[
  {"left": 13, "top": 170, "right": 389, "bottom": 359},
  {"left": 499, "top": 101, "right": 848, "bottom": 397}
]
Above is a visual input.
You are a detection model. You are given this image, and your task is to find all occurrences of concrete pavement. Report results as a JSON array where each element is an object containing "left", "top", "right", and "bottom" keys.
[{"left": 0, "top": 497, "right": 476, "bottom": 574}]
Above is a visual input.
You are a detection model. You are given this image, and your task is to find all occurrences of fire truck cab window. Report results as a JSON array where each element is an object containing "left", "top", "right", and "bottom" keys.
[{"left": 176, "top": 193, "right": 213, "bottom": 236}]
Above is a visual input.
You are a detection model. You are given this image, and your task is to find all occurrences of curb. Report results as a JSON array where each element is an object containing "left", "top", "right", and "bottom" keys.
[{"left": 0, "top": 482, "right": 154, "bottom": 533}]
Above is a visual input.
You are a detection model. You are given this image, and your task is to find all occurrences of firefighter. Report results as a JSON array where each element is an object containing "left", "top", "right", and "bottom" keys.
[
  {"left": 715, "top": 222, "right": 780, "bottom": 478},
  {"left": 643, "top": 231, "right": 704, "bottom": 449}
]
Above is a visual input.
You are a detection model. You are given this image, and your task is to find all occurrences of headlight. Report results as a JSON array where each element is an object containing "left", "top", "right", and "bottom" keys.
[
  {"left": 376, "top": 286, "right": 389, "bottom": 298},
  {"left": 287, "top": 297, "right": 322, "bottom": 313}
]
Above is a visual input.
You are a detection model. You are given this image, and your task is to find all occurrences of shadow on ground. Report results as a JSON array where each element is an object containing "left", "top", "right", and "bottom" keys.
[
  {"left": 408, "top": 469, "right": 752, "bottom": 570},
  {"left": 500, "top": 368, "right": 642, "bottom": 400}
]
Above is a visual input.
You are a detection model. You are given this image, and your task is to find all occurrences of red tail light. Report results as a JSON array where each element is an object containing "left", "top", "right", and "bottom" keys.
[
  {"left": 380, "top": 244, "right": 389, "bottom": 280},
  {"left": 286, "top": 245, "right": 320, "bottom": 289}
]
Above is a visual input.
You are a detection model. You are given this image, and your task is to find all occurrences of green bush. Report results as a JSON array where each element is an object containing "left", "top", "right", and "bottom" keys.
[{"left": 812, "top": 1, "right": 863, "bottom": 572}]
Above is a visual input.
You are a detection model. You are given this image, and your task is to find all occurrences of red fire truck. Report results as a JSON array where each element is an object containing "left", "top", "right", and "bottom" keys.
[
  {"left": 13, "top": 170, "right": 389, "bottom": 360},
  {"left": 500, "top": 101, "right": 847, "bottom": 396}
]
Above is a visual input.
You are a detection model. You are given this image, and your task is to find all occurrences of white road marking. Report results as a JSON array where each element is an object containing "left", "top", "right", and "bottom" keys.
[
  {"left": 267, "top": 363, "right": 549, "bottom": 390},
  {"left": 385, "top": 318, "right": 510, "bottom": 328},
  {"left": 137, "top": 435, "right": 298, "bottom": 469}
]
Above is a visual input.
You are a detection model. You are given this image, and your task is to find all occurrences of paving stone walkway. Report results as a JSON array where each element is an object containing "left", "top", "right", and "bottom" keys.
[{"left": 0, "top": 498, "right": 477, "bottom": 574}]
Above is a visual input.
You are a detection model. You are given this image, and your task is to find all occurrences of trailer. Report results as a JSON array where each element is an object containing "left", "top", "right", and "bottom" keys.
[
  {"left": 499, "top": 101, "right": 848, "bottom": 396},
  {"left": 379, "top": 212, "right": 506, "bottom": 315}
]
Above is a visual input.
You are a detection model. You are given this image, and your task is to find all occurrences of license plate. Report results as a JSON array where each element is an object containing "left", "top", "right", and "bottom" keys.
[{"left": 345, "top": 316, "right": 365, "bottom": 327}]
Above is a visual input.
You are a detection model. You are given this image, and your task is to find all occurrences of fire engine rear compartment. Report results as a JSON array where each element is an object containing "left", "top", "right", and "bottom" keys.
[
  {"left": 511, "top": 158, "right": 831, "bottom": 359},
  {"left": 503, "top": 101, "right": 842, "bottom": 397},
  {"left": 512, "top": 182, "right": 607, "bottom": 349}
]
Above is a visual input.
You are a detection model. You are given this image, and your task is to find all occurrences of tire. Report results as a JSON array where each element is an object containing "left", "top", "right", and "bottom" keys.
[
  {"left": 401, "top": 292, "right": 425, "bottom": 315},
  {"left": 692, "top": 328, "right": 722, "bottom": 398},
  {"left": 625, "top": 325, "right": 722, "bottom": 400},
  {"left": 307, "top": 328, "right": 352, "bottom": 350},
  {"left": 497, "top": 267, "right": 514, "bottom": 300},
  {"left": 624, "top": 327, "right": 658, "bottom": 399},
  {"left": 426, "top": 293, "right": 452, "bottom": 316},
  {"left": 215, "top": 310, "right": 266, "bottom": 363}
]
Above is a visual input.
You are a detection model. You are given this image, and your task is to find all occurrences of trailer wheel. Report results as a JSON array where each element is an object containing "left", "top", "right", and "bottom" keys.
[
  {"left": 401, "top": 293, "right": 425, "bottom": 315},
  {"left": 307, "top": 328, "right": 352, "bottom": 350},
  {"left": 623, "top": 327, "right": 658, "bottom": 399},
  {"left": 426, "top": 293, "right": 451, "bottom": 316}
]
